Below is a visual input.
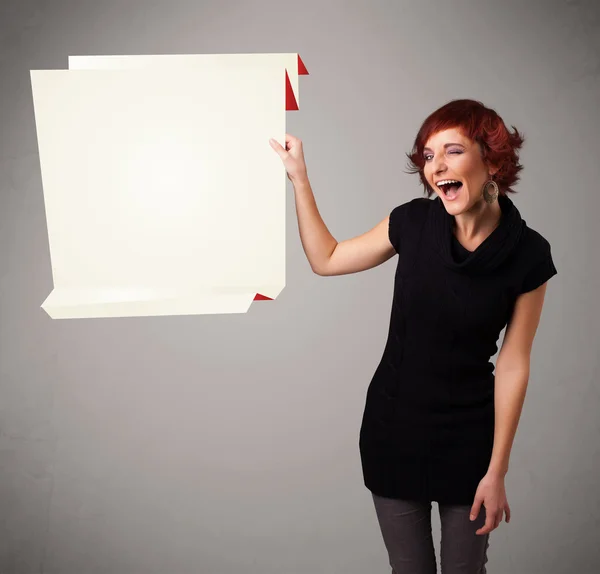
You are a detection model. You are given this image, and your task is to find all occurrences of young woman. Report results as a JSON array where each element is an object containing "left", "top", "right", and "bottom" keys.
[{"left": 269, "top": 99, "right": 557, "bottom": 574}]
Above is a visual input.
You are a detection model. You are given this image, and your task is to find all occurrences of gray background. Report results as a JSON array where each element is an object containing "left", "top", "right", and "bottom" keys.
[{"left": 0, "top": 0, "right": 598, "bottom": 572}]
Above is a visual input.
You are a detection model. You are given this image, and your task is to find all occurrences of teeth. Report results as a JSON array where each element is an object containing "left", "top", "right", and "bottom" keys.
[{"left": 437, "top": 179, "right": 461, "bottom": 187}]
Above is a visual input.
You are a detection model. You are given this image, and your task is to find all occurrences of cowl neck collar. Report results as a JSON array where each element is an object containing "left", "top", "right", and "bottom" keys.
[{"left": 428, "top": 192, "right": 525, "bottom": 275}]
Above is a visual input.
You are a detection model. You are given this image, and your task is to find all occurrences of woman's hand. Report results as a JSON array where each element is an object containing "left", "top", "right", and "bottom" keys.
[
  {"left": 269, "top": 133, "right": 309, "bottom": 183},
  {"left": 470, "top": 472, "right": 511, "bottom": 535}
]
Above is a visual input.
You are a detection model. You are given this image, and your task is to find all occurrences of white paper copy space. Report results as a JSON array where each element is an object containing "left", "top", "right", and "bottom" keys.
[
  {"left": 68, "top": 53, "right": 302, "bottom": 108},
  {"left": 31, "top": 65, "right": 286, "bottom": 319}
]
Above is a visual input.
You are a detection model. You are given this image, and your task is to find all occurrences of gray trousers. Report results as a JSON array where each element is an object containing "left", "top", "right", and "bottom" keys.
[{"left": 372, "top": 493, "right": 490, "bottom": 574}]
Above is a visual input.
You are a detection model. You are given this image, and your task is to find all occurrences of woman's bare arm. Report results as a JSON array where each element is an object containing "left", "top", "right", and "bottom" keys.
[
  {"left": 293, "top": 178, "right": 396, "bottom": 277},
  {"left": 269, "top": 135, "right": 397, "bottom": 276}
]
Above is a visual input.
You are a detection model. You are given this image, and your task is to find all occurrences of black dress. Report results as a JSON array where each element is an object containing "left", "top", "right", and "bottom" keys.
[{"left": 359, "top": 193, "right": 558, "bottom": 505}]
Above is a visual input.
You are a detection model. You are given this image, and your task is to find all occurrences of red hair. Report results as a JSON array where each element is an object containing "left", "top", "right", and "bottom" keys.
[{"left": 405, "top": 99, "right": 525, "bottom": 197}]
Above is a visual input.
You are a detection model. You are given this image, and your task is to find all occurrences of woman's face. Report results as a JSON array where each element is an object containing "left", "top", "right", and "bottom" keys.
[{"left": 423, "top": 127, "right": 496, "bottom": 214}]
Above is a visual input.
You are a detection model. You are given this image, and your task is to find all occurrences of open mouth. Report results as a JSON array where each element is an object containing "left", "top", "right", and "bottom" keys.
[{"left": 437, "top": 179, "right": 463, "bottom": 200}]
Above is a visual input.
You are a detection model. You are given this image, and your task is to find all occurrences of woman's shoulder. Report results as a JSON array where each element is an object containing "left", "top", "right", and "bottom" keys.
[
  {"left": 513, "top": 222, "right": 557, "bottom": 294},
  {"left": 388, "top": 196, "right": 433, "bottom": 252},
  {"left": 390, "top": 196, "right": 433, "bottom": 224},
  {"left": 518, "top": 222, "right": 554, "bottom": 262}
]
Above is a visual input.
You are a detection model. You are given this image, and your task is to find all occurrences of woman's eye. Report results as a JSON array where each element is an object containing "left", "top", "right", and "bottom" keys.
[{"left": 424, "top": 150, "right": 461, "bottom": 161}]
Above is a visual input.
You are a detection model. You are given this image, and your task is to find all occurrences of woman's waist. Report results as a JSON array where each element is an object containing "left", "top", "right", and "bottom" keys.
[
  {"left": 373, "top": 356, "right": 495, "bottom": 387},
  {"left": 368, "top": 365, "right": 494, "bottom": 415},
  {"left": 379, "top": 349, "right": 495, "bottom": 381}
]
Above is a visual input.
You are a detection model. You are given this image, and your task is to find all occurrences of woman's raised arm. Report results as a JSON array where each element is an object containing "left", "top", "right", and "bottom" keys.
[{"left": 270, "top": 134, "right": 396, "bottom": 277}]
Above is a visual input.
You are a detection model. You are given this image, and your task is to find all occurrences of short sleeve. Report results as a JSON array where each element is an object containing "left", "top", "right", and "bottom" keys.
[
  {"left": 388, "top": 198, "right": 431, "bottom": 254},
  {"left": 519, "top": 249, "right": 558, "bottom": 294},
  {"left": 388, "top": 204, "right": 404, "bottom": 253}
]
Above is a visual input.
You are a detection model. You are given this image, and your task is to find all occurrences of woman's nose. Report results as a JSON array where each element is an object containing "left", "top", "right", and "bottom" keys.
[{"left": 433, "top": 159, "right": 447, "bottom": 174}]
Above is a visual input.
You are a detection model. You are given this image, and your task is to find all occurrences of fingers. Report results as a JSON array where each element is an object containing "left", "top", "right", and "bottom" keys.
[
  {"left": 271, "top": 133, "right": 301, "bottom": 150},
  {"left": 269, "top": 135, "right": 307, "bottom": 183},
  {"left": 470, "top": 498, "right": 482, "bottom": 522},
  {"left": 476, "top": 508, "right": 507, "bottom": 535},
  {"left": 494, "top": 512, "right": 502, "bottom": 529},
  {"left": 476, "top": 511, "right": 496, "bottom": 535},
  {"left": 269, "top": 138, "right": 288, "bottom": 157}
]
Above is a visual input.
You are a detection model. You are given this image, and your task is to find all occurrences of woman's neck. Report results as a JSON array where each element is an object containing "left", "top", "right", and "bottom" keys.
[{"left": 453, "top": 196, "right": 503, "bottom": 241}]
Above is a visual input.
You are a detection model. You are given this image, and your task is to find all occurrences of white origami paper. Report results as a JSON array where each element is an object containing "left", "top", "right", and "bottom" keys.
[
  {"left": 30, "top": 53, "right": 308, "bottom": 319},
  {"left": 68, "top": 53, "right": 304, "bottom": 108}
]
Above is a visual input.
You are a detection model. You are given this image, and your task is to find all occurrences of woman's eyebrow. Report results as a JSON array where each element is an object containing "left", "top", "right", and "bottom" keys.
[{"left": 423, "top": 142, "right": 466, "bottom": 152}]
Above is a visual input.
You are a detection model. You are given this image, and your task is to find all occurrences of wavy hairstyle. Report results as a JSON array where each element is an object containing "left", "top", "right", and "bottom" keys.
[{"left": 405, "top": 99, "right": 525, "bottom": 197}]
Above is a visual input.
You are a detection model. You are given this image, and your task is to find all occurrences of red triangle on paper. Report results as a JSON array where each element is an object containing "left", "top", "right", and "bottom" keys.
[
  {"left": 285, "top": 56, "right": 309, "bottom": 111},
  {"left": 285, "top": 54, "right": 308, "bottom": 112},
  {"left": 254, "top": 293, "right": 273, "bottom": 301},
  {"left": 298, "top": 55, "right": 309, "bottom": 75},
  {"left": 285, "top": 70, "right": 298, "bottom": 111}
]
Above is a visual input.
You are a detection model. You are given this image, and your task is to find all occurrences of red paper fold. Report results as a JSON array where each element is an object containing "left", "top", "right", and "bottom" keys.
[
  {"left": 254, "top": 293, "right": 273, "bottom": 301},
  {"left": 285, "top": 54, "right": 309, "bottom": 111},
  {"left": 298, "top": 55, "right": 309, "bottom": 75}
]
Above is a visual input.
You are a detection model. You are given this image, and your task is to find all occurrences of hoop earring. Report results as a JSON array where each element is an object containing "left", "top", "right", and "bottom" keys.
[{"left": 482, "top": 179, "right": 499, "bottom": 204}]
